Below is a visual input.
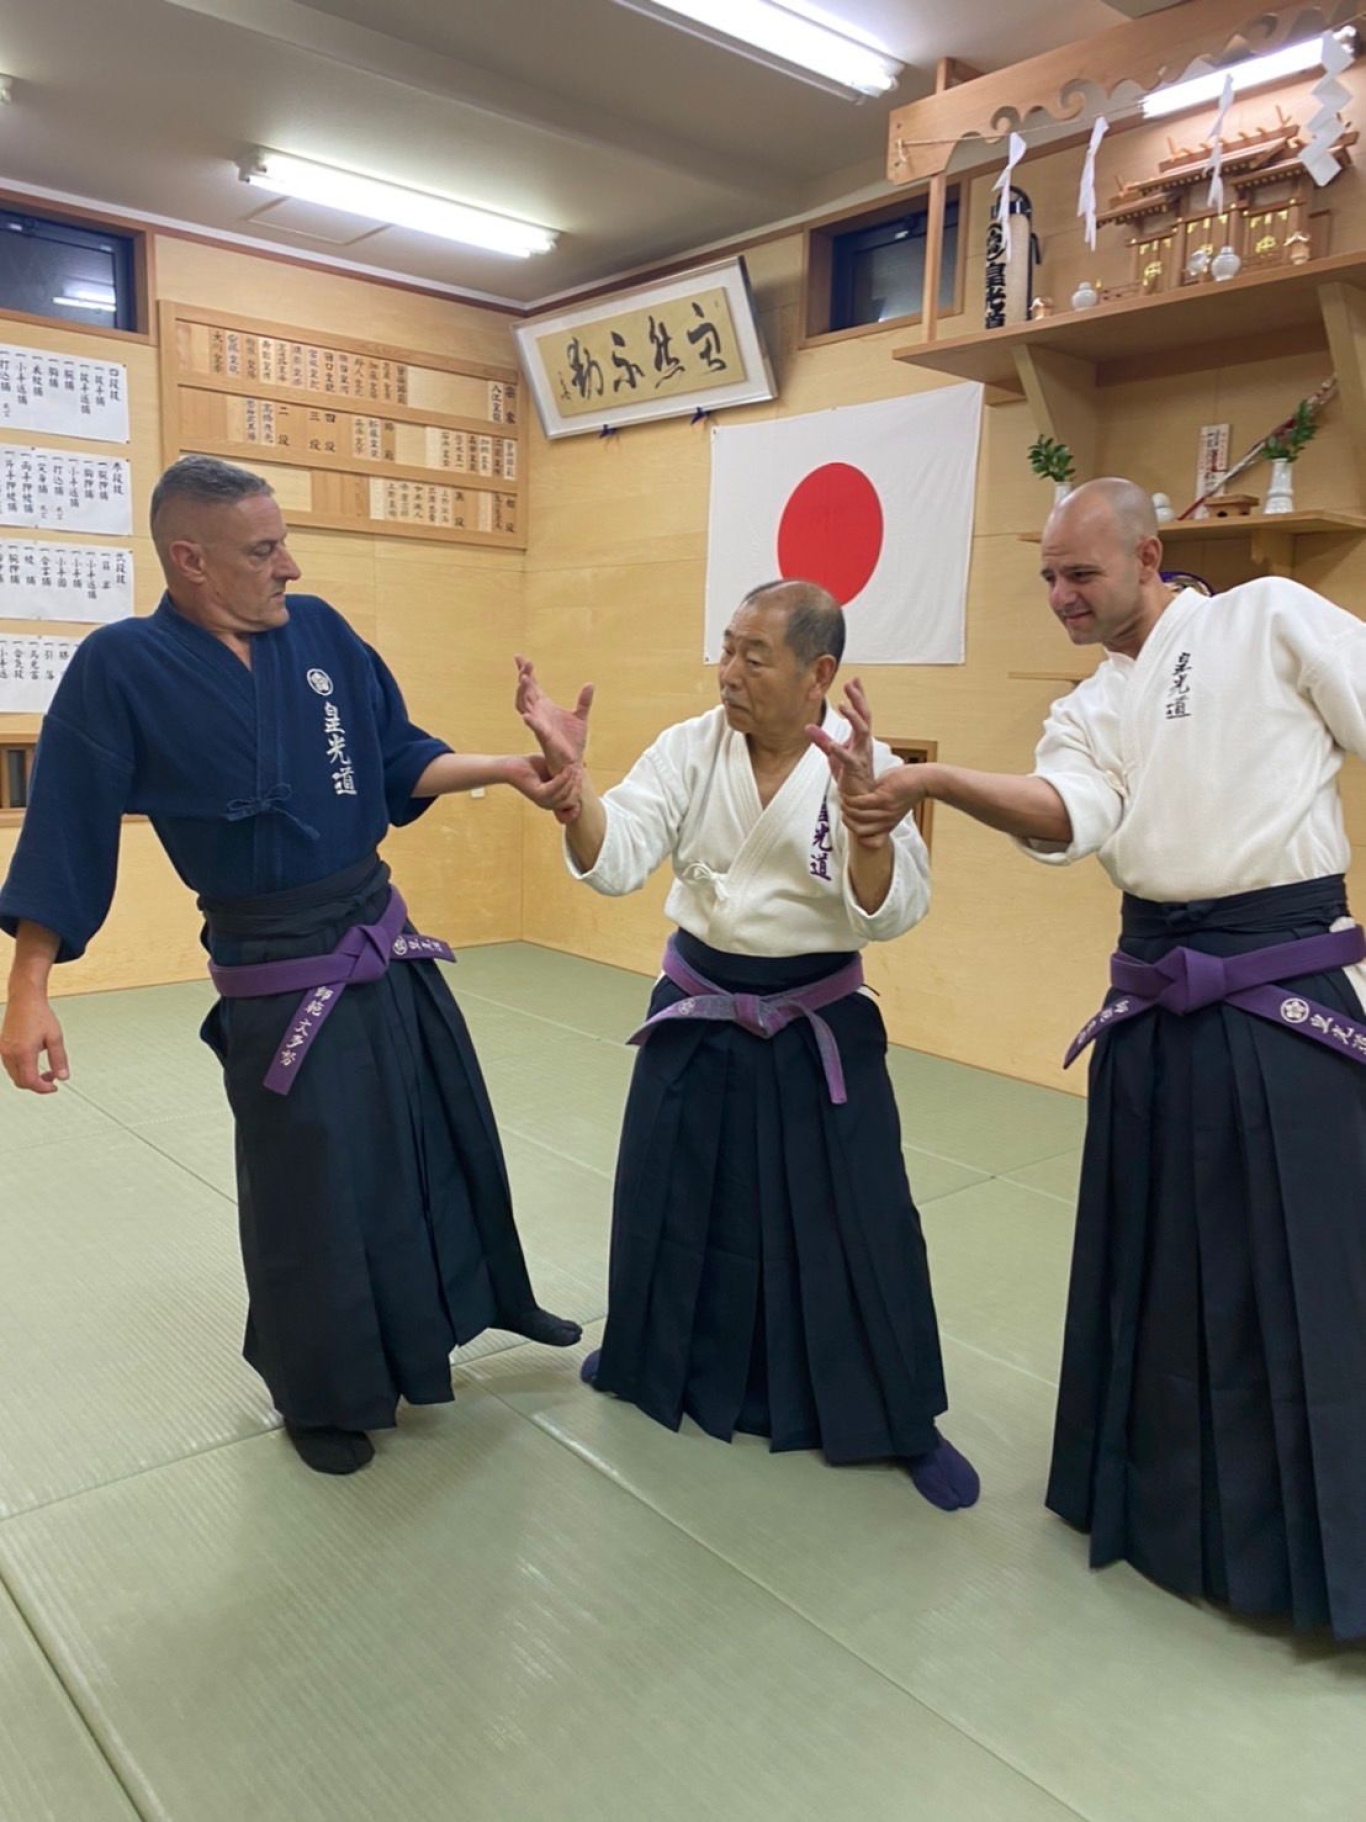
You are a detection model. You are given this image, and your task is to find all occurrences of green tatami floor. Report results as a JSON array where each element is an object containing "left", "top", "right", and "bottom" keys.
[{"left": 1, "top": 943, "right": 1362, "bottom": 1820}]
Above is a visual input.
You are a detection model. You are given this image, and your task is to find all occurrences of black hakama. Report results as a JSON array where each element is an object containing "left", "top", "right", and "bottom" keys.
[
  {"left": 594, "top": 932, "right": 947, "bottom": 1463},
  {"left": 199, "top": 854, "right": 544, "bottom": 1431},
  {"left": 1047, "top": 876, "right": 1366, "bottom": 1639}
]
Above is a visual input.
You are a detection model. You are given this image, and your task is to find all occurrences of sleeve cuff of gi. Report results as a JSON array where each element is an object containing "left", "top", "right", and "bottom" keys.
[
  {"left": 387, "top": 739, "right": 454, "bottom": 827},
  {"left": 1012, "top": 770, "right": 1121, "bottom": 867},
  {"left": 563, "top": 816, "right": 628, "bottom": 895}
]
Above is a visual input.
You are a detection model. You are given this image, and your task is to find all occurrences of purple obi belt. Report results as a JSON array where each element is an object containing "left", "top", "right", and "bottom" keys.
[
  {"left": 208, "top": 886, "right": 453, "bottom": 1095},
  {"left": 627, "top": 936, "right": 864, "bottom": 1105},
  {"left": 1065, "top": 924, "right": 1366, "bottom": 1070}
]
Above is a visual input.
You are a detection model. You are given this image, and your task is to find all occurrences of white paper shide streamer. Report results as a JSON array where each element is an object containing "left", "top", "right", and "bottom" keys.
[
  {"left": 1078, "top": 116, "right": 1109, "bottom": 251},
  {"left": 1206, "top": 72, "right": 1235, "bottom": 212},
  {"left": 1304, "top": 30, "right": 1353, "bottom": 187},
  {"left": 993, "top": 133, "right": 1027, "bottom": 259}
]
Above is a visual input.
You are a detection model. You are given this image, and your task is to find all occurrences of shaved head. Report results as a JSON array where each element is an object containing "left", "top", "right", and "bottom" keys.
[
  {"left": 1044, "top": 477, "right": 1158, "bottom": 550},
  {"left": 1039, "top": 475, "right": 1170, "bottom": 659}
]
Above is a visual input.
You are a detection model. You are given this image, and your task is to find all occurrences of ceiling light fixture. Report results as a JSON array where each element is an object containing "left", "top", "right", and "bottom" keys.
[
  {"left": 610, "top": 0, "right": 902, "bottom": 101},
  {"left": 1141, "top": 27, "right": 1356, "bottom": 119},
  {"left": 238, "top": 151, "right": 558, "bottom": 258}
]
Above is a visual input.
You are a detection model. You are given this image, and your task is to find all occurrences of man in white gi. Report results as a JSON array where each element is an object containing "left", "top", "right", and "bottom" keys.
[
  {"left": 517, "top": 579, "right": 979, "bottom": 1510},
  {"left": 824, "top": 477, "right": 1366, "bottom": 1633}
]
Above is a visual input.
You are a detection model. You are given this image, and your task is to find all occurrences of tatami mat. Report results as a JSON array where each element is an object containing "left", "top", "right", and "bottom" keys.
[
  {"left": 1004, "top": 1147, "right": 1084, "bottom": 1204},
  {"left": 0, "top": 1382, "right": 1073, "bottom": 1822},
  {"left": 468, "top": 1334, "right": 1366, "bottom": 1822},
  {"left": 883, "top": 1046, "right": 1088, "bottom": 1175},
  {"left": 0, "top": 1132, "right": 274, "bottom": 1517},
  {"left": 921, "top": 1177, "right": 1077, "bottom": 1383},
  {"left": 0, "top": 1063, "right": 124, "bottom": 1155},
  {"left": 0, "top": 1580, "right": 139, "bottom": 1820},
  {"left": 2, "top": 940, "right": 1361, "bottom": 1821},
  {"left": 52, "top": 981, "right": 223, "bottom": 1126},
  {"left": 452, "top": 941, "right": 653, "bottom": 1044}
]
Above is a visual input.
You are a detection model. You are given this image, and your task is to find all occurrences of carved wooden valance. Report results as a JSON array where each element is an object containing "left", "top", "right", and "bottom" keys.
[{"left": 888, "top": 0, "right": 1363, "bottom": 184}]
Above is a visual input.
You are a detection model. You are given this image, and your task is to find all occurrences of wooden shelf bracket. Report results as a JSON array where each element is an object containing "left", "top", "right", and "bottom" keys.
[{"left": 1318, "top": 279, "right": 1366, "bottom": 507}]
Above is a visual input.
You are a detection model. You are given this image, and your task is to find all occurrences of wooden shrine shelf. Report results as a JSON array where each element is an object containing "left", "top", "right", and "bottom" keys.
[
  {"left": 1159, "top": 509, "right": 1366, "bottom": 538},
  {"left": 892, "top": 249, "right": 1366, "bottom": 394},
  {"left": 893, "top": 253, "right": 1366, "bottom": 530},
  {"left": 1019, "top": 510, "right": 1366, "bottom": 576}
]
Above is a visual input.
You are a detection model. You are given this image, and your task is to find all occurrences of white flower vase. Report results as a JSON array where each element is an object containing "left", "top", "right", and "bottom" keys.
[
  {"left": 1263, "top": 458, "right": 1295, "bottom": 515},
  {"left": 1053, "top": 480, "right": 1073, "bottom": 507}
]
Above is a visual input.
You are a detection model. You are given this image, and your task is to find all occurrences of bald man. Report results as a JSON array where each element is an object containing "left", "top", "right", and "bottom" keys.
[
  {"left": 0, "top": 455, "right": 582, "bottom": 1475},
  {"left": 816, "top": 478, "right": 1366, "bottom": 1637}
]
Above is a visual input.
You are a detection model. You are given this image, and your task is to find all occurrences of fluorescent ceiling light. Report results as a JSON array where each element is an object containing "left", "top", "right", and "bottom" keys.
[
  {"left": 1142, "top": 28, "right": 1356, "bottom": 119},
  {"left": 611, "top": 0, "right": 901, "bottom": 100},
  {"left": 239, "top": 151, "right": 558, "bottom": 258}
]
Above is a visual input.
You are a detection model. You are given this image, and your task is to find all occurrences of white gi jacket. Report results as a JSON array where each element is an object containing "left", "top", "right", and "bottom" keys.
[
  {"left": 1020, "top": 578, "right": 1366, "bottom": 900},
  {"left": 569, "top": 705, "right": 930, "bottom": 956}
]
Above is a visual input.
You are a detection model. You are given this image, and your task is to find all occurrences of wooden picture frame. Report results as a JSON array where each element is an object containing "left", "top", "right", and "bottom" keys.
[{"left": 515, "top": 257, "right": 776, "bottom": 439}]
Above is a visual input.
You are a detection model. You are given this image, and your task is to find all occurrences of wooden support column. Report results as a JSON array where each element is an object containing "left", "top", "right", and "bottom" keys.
[
  {"left": 1318, "top": 280, "right": 1366, "bottom": 507},
  {"left": 919, "top": 57, "right": 975, "bottom": 346},
  {"left": 922, "top": 174, "right": 948, "bottom": 343},
  {"left": 1011, "top": 346, "right": 1099, "bottom": 481},
  {"left": 1248, "top": 526, "right": 1295, "bottom": 577}
]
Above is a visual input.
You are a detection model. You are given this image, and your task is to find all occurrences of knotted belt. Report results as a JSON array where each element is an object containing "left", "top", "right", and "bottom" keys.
[
  {"left": 1065, "top": 925, "right": 1366, "bottom": 1069},
  {"left": 208, "top": 887, "right": 453, "bottom": 1095},
  {"left": 627, "top": 937, "right": 864, "bottom": 1105}
]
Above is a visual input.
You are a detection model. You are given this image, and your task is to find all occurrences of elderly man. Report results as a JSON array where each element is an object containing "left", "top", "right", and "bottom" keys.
[
  {"left": 517, "top": 579, "right": 978, "bottom": 1511},
  {"left": 0, "top": 455, "right": 581, "bottom": 1475},
  {"left": 825, "top": 477, "right": 1366, "bottom": 1635}
]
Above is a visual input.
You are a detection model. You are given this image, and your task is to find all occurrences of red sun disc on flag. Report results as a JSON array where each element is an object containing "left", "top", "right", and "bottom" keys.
[{"left": 776, "top": 462, "right": 885, "bottom": 605}]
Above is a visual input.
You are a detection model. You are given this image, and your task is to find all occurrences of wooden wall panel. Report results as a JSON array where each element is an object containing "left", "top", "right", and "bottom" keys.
[{"left": 1, "top": 240, "right": 528, "bottom": 1004}]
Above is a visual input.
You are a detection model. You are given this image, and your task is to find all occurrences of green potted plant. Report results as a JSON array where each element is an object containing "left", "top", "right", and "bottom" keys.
[
  {"left": 1261, "top": 399, "right": 1317, "bottom": 514},
  {"left": 1028, "top": 433, "right": 1076, "bottom": 506}
]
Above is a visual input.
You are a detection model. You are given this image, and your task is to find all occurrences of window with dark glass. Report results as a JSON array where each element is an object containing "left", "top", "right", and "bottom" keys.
[
  {"left": 1, "top": 738, "right": 36, "bottom": 813},
  {"left": 0, "top": 207, "right": 137, "bottom": 332},
  {"left": 828, "top": 199, "right": 960, "bottom": 332}
]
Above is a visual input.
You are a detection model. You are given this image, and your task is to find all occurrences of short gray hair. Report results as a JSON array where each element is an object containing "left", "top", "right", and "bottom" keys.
[
  {"left": 740, "top": 578, "right": 845, "bottom": 668},
  {"left": 150, "top": 455, "right": 273, "bottom": 535}
]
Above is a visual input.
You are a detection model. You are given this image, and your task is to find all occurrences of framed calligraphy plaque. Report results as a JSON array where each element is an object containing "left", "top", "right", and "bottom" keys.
[{"left": 515, "top": 257, "right": 776, "bottom": 439}]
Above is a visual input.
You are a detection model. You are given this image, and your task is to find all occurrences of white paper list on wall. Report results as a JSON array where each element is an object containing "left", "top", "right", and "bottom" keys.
[
  {"left": 0, "top": 343, "right": 131, "bottom": 444},
  {"left": 0, "top": 633, "right": 78, "bottom": 712},
  {"left": 0, "top": 447, "right": 133, "bottom": 535},
  {"left": 0, "top": 541, "right": 134, "bottom": 623}
]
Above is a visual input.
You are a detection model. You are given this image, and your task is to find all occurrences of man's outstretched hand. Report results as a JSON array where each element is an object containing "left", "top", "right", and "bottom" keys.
[
  {"left": 806, "top": 678, "right": 883, "bottom": 849},
  {"left": 514, "top": 656, "right": 594, "bottom": 773}
]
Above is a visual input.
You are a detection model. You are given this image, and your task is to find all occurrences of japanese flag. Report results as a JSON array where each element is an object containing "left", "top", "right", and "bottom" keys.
[{"left": 704, "top": 385, "right": 982, "bottom": 664}]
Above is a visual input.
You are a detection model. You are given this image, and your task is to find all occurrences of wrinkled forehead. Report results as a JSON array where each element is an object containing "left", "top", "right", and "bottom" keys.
[{"left": 723, "top": 599, "right": 793, "bottom": 652}]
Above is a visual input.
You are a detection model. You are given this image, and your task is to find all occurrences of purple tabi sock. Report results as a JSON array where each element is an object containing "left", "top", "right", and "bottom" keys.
[{"left": 906, "top": 1434, "right": 980, "bottom": 1511}]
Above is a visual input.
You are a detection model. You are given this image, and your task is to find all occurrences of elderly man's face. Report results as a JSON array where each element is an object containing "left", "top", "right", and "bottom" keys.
[
  {"left": 178, "top": 494, "right": 302, "bottom": 633},
  {"left": 717, "top": 601, "right": 824, "bottom": 743}
]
